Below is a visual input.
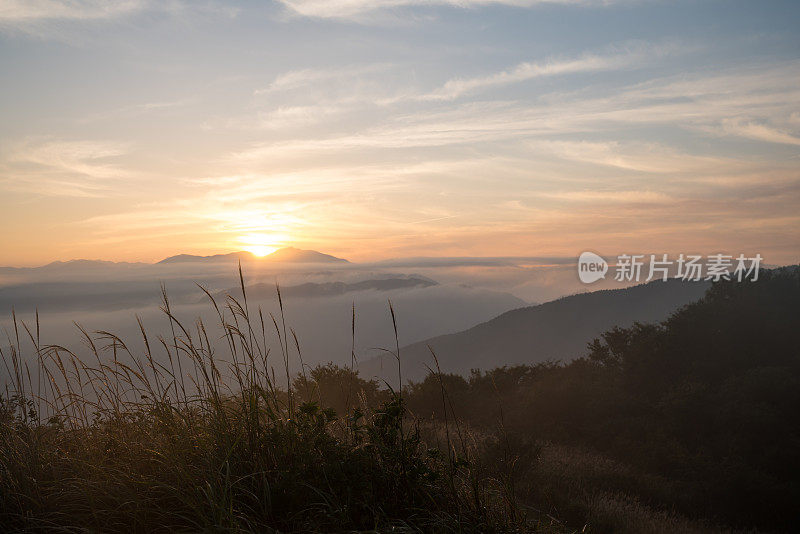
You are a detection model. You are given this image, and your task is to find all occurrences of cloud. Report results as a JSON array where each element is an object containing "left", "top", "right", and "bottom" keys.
[
  {"left": 204, "top": 104, "right": 351, "bottom": 131},
  {"left": 538, "top": 189, "right": 672, "bottom": 203},
  {"left": 255, "top": 65, "right": 391, "bottom": 95},
  {"left": 535, "top": 140, "right": 735, "bottom": 174},
  {"left": 423, "top": 43, "right": 676, "bottom": 100},
  {"left": 193, "top": 63, "right": 395, "bottom": 131},
  {"left": 257, "top": 106, "right": 348, "bottom": 129},
  {"left": 0, "top": 0, "right": 146, "bottom": 22},
  {"left": 235, "top": 55, "right": 800, "bottom": 145},
  {"left": 210, "top": 59, "right": 800, "bottom": 179},
  {"left": 11, "top": 139, "right": 128, "bottom": 177},
  {"left": 276, "top": 0, "right": 622, "bottom": 19},
  {"left": 249, "top": 44, "right": 677, "bottom": 108},
  {"left": 78, "top": 98, "right": 196, "bottom": 123},
  {"left": 71, "top": 156, "right": 520, "bottom": 253},
  {"left": 719, "top": 119, "right": 800, "bottom": 146},
  {"left": 0, "top": 139, "right": 131, "bottom": 197},
  {"left": 0, "top": 0, "right": 237, "bottom": 39},
  {"left": 256, "top": 68, "right": 336, "bottom": 94}
]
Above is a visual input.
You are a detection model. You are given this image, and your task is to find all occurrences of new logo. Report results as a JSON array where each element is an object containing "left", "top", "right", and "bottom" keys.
[{"left": 578, "top": 251, "right": 608, "bottom": 284}]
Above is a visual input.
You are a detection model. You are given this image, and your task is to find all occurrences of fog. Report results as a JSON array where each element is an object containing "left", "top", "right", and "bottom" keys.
[
  {"left": 0, "top": 258, "right": 533, "bottom": 390},
  {"left": 1, "top": 254, "right": 688, "bottom": 394}
]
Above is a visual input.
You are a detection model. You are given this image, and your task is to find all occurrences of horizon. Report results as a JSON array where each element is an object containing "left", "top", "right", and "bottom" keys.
[
  {"left": 2, "top": 1, "right": 799, "bottom": 266},
  {"left": 6, "top": 246, "right": 795, "bottom": 270}
]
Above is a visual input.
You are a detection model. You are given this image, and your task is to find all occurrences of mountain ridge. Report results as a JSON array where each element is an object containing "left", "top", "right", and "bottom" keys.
[
  {"left": 359, "top": 277, "right": 711, "bottom": 383},
  {"left": 157, "top": 247, "right": 349, "bottom": 264}
]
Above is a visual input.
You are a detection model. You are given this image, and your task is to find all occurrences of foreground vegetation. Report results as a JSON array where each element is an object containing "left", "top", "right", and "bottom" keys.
[
  {"left": 1, "top": 266, "right": 798, "bottom": 532},
  {"left": 408, "top": 266, "right": 800, "bottom": 532},
  {"left": 0, "top": 273, "right": 551, "bottom": 533}
]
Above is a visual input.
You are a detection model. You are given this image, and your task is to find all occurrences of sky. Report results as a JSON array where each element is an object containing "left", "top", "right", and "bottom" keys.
[{"left": 0, "top": 0, "right": 798, "bottom": 266}]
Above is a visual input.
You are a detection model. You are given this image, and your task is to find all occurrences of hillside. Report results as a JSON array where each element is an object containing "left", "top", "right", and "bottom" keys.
[
  {"left": 406, "top": 265, "right": 800, "bottom": 531},
  {"left": 361, "top": 278, "right": 710, "bottom": 382}
]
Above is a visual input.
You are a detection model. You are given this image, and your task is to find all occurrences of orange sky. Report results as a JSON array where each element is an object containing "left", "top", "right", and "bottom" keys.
[{"left": 1, "top": 1, "right": 799, "bottom": 267}]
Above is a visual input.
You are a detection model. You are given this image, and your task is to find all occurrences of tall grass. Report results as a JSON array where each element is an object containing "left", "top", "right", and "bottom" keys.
[{"left": 0, "top": 266, "right": 546, "bottom": 533}]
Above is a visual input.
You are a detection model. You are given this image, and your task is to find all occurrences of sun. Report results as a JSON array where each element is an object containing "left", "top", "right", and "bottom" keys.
[
  {"left": 244, "top": 245, "right": 277, "bottom": 257},
  {"left": 238, "top": 232, "right": 289, "bottom": 257}
]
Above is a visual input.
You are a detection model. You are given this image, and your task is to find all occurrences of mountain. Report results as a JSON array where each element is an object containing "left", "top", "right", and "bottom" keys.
[
  {"left": 263, "top": 247, "right": 349, "bottom": 263},
  {"left": 157, "top": 248, "right": 348, "bottom": 264},
  {"left": 359, "top": 278, "right": 711, "bottom": 383},
  {"left": 157, "top": 251, "right": 257, "bottom": 264},
  {"left": 0, "top": 259, "right": 145, "bottom": 274}
]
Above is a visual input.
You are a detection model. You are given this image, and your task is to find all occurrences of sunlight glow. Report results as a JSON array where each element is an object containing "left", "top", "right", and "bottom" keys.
[
  {"left": 243, "top": 245, "right": 277, "bottom": 257},
  {"left": 239, "top": 233, "right": 290, "bottom": 257}
]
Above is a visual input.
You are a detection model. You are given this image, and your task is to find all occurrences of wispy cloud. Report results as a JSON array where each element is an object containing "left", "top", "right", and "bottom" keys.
[
  {"left": 719, "top": 119, "right": 800, "bottom": 146},
  {"left": 0, "top": 0, "right": 146, "bottom": 22},
  {"left": 0, "top": 0, "right": 239, "bottom": 39},
  {"left": 12, "top": 139, "right": 129, "bottom": 177},
  {"left": 256, "top": 105, "right": 350, "bottom": 129},
  {"left": 78, "top": 98, "right": 196, "bottom": 123},
  {"left": 0, "top": 139, "right": 131, "bottom": 197},
  {"left": 202, "top": 58, "right": 800, "bottom": 195},
  {"left": 277, "top": 0, "right": 623, "bottom": 20},
  {"left": 423, "top": 42, "right": 679, "bottom": 100},
  {"left": 204, "top": 105, "right": 351, "bottom": 131},
  {"left": 255, "top": 64, "right": 390, "bottom": 95},
  {"left": 535, "top": 140, "right": 737, "bottom": 174}
]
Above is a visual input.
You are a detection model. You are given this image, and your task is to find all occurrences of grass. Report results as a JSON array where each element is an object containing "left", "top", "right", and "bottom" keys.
[
  {"left": 0, "top": 266, "right": 550, "bottom": 533},
  {"left": 3, "top": 265, "right": 777, "bottom": 533},
  {"left": 525, "top": 443, "right": 740, "bottom": 534}
]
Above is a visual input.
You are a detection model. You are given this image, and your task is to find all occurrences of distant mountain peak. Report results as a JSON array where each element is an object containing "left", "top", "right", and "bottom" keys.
[
  {"left": 263, "top": 247, "right": 349, "bottom": 263},
  {"left": 157, "top": 251, "right": 257, "bottom": 264},
  {"left": 44, "top": 259, "right": 117, "bottom": 267},
  {"left": 157, "top": 248, "right": 348, "bottom": 265}
]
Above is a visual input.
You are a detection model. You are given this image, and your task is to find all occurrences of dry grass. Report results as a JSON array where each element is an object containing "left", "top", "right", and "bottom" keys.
[
  {"left": 526, "top": 443, "right": 749, "bottom": 534},
  {"left": 4, "top": 265, "right": 774, "bottom": 533},
  {"left": 0, "top": 265, "right": 553, "bottom": 533}
]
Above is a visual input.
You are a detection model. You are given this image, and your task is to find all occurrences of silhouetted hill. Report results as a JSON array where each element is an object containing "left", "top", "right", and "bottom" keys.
[
  {"left": 0, "top": 259, "right": 145, "bottom": 273},
  {"left": 157, "top": 251, "right": 257, "bottom": 264},
  {"left": 157, "top": 247, "right": 348, "bottom": 264},
  {"left": 361, "top": 278, "right": 710, "bottom": 382},
  {"left": 263, "top": 247, "right": 349, "bottom": 263}
]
